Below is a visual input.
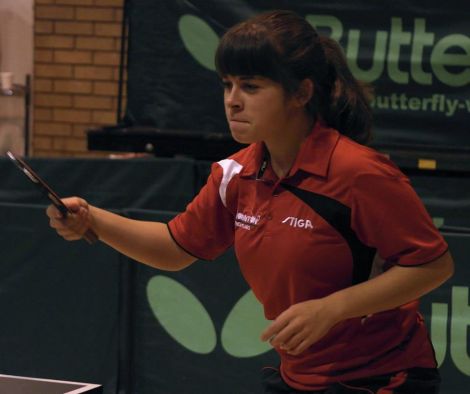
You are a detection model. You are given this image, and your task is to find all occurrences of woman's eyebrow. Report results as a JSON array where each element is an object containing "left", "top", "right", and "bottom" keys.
[
  {"left": 239, "top": 75, "right": 258, "bottom": 80},
  {"left": 220, "top": 75, "right": 263, "bottom": 82}
]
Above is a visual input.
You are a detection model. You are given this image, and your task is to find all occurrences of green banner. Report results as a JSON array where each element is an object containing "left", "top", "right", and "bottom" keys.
[{"left": 125, "top": 0, "right": 470, "bottom": 150}]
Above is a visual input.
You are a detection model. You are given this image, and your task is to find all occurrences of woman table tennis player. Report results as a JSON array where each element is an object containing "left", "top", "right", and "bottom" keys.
[{"left": 47, "top": 10, "right": 453, "bottom": 394}]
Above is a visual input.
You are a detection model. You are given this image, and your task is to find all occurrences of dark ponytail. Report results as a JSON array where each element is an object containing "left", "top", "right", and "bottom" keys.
[
  {"left": 313, "top": 36, "right": 373, "bottom": 145},
  {"left": 215, "top": 10, "right": 374, "bottom": 145}
]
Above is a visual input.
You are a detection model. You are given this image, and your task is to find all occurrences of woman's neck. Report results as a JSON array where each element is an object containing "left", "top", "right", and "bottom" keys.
[{"left": 265, "top": 113, "right": 314, "bottom": 179}]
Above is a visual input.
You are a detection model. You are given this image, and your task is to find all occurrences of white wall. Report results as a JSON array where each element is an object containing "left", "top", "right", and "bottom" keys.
[{"left": 0, "top": 0, "right": 34, "bottom": 85}]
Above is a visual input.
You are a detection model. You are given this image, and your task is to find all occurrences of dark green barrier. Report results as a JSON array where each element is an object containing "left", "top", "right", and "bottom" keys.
[
  {"left": 0, "top": 203, "right": 122, "bottom": 393},
  {"left": 0, "top": 157, "right": 197, "bottom": 212},
  {"left": 0, "top": 158, "right": 468, "bottom": 393},
  {"left": 408, "top": 171, "right": 470, "bottom": 230},
  {"left": 421, "top": 232, "right": 470, "bottom": 393}
]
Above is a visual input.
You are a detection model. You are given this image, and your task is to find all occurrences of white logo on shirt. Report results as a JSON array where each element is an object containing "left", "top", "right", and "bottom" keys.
[
  {"left": 235, "top": 212, "right": 260, "bottom": 230},
  {"left": 281, "top": 216, "right": 314, "bottom": 229}
]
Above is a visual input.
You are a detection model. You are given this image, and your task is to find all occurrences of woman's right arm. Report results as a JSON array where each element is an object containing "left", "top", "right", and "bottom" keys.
[{"left": 46, "top": 197, "right": 197, "bottom": 271}]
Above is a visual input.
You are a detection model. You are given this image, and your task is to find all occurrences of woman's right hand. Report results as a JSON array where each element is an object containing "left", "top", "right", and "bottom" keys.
[{"left": 46, "top": 197, "right": 95, "bottom": 241}]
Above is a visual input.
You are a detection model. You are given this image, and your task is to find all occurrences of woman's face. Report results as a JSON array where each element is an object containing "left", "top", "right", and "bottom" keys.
[{"left": 222, "top": 75, "right": 299, "bottom": 144}]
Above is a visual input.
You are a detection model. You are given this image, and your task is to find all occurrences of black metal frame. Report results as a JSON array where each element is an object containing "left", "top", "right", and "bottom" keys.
[{"left": 116, "top": 0, "right": 130, "bottom": 124}]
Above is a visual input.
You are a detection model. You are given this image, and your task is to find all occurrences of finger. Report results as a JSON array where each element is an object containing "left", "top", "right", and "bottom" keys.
[
  {"left": 46, "top": 196, "right": 84, "bottom": 219},
  {"left": 62, "top": 233, "right": 82, "bottom": 241},
  {"left": 260, "top": 322, "right": 276, "bottom": 342},
  {"left": 280, "top": 330, "right": 306, "bottom": 352},
  {"left": 49, "top": 214, "right": 73, "bottom": 230},
  {"left": 270, "top": 323, "right": 300, "bottom": 348},
  {"left": 287, "top": 338, "right": 311, "bottom": 356},
  {"left": 261, "top": 319, "right": 288, "bottom": 342},
  {"left": 57, "top": 227, "right": 81, "bottom": 240},
  {"left": 65, "top": 213, "right": 87, "bottom": 235},
  {"left": 61, "top": 197, "right": 86, "bottom": 213},
  {"left": 46, "top": 204, "right": 63, "bottom": 220},
  {"left": 50, "top": 211, "right": 87, "bottom": 240},
  {"left": 57, "top": 218, "right": 86, "bottom": 238},
  {"left": 49, "top": 217, "right": 62, "bottom": 229}
]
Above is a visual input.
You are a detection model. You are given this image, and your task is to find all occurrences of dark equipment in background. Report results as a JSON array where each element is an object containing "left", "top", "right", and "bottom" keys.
[{"left": 88, "top": 126, "right": 244, "bottom": 161}]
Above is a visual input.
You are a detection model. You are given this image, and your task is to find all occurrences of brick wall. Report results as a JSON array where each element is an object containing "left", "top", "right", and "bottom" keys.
[{"left": 33, "top": 0, "right": 126, "bottom": 157}]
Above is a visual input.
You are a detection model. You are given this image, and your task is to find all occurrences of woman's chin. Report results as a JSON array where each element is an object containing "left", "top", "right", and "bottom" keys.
[{"left": 230, "top": 129, "right": 255, "bottom": 145}]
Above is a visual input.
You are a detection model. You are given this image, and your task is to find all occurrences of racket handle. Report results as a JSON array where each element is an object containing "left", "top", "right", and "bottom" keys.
[{"left": 83, "top": 228, "right": 99, "bottom": 244}]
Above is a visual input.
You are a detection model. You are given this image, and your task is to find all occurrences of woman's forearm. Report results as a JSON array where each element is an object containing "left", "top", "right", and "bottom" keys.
[
  {"left": 326, "top": 251, "right": 454, "bottom": 322},
  {"left": 89, "top": 206, "right": 195, "bottom": 271}
]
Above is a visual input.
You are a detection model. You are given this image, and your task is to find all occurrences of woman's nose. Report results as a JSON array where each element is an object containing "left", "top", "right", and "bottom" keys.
[{"left": 225, "top": 87, "right": 242, "bottom": 109}]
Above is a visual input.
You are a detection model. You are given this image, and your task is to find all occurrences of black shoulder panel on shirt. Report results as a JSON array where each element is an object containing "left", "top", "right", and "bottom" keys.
[{"left": 281, "top": 183, "right": 376, "bottom": 285}]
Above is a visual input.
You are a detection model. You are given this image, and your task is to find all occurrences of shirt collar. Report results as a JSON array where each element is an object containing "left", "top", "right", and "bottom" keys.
[
  {"left": 239, "top": 120, "right": 340, "bottom": 179},
  {"left": 288, "top": 121, "right": 340, "bottom": 178},
  {"left": 239, "top": 141, "right": 266, "bottom": 178}
]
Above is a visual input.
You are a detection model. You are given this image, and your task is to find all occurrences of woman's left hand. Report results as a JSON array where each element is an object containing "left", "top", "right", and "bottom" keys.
[
  {"left": 260, "top": 252, "right": 454, "bottom": 357},
  {"left": 260, "top": 298, "right": 341, "bottom": 356}
]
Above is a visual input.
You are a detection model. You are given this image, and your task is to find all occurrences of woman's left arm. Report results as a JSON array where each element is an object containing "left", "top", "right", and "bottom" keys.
[{"left": 261, "top": 250, "right": 454, "bottom": 355}]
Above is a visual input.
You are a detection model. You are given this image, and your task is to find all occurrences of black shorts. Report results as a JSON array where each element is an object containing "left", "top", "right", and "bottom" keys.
[{"left": 261, "top": 366, "right": 441, "bottom": 393}]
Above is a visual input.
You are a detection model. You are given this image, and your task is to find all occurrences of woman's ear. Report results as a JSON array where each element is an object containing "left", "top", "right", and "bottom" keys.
[{"left": 295, "top": 78, "right": 314, "bottom": 107}]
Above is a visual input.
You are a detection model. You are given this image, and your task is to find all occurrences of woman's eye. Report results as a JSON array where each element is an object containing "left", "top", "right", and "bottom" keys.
[
  {"left": 221, "top": 81, "right": 232, "bottom": 90},
  {"left": 243, "top": 83, "right": 258, "bottom": 91}
]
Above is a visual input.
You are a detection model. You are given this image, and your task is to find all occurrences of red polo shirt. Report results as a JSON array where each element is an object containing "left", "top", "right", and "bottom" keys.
[{"left": 168, "top": 121, "right": 448, "bottom": 390}]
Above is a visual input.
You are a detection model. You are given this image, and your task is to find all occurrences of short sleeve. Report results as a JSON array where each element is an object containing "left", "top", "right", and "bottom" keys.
[
  {"left": 351, "top": 172, "right": 448, "bottom": 266},
  {"left": 168, "top": 162, "right": 235, "bottom": 261}
]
